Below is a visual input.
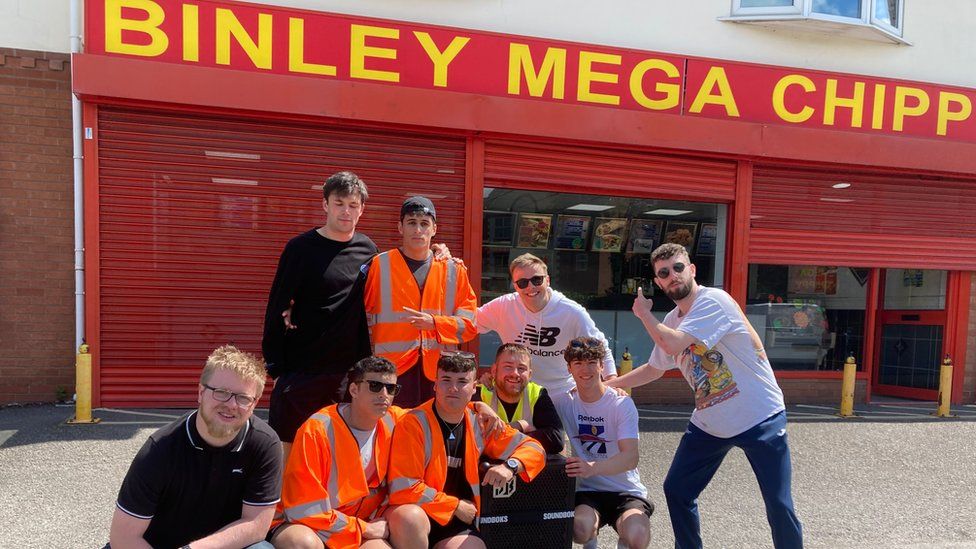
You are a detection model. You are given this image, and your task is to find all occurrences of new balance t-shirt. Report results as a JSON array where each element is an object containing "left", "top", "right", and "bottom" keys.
[
  {"left": 648, "top": 286, "right": 785, "bottom": 438},
  {"left": 551, "top": 388, "right": 646, "bottom": 497}
]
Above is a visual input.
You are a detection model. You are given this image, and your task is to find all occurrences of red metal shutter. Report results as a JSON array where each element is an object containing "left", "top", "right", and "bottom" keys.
[
  {"left": 749, "top": 166, "right": 976, "bottom": 270},
  {"left": 95, "top": 107, "right": 466, "bottom": 407},
  {"left": 484, "top": 140, "right": 736, "bottom": 201}
]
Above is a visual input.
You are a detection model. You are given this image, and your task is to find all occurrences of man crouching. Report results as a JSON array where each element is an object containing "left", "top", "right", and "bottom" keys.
[
  {"left": 270, "top": 356, "right": 427, "bottom": 548},
  {"left": 388, "top": 352, "right": 547, "bottom": 548}
]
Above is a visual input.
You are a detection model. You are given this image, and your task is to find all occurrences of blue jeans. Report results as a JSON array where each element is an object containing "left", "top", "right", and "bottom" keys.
[{"left": 663, "top": 411, "right": 803, "bottom": 549}]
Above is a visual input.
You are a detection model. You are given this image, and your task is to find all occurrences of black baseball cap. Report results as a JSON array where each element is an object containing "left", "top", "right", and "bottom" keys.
[{"left": 400, "top": 196, "right": 436, "bottom": 221}]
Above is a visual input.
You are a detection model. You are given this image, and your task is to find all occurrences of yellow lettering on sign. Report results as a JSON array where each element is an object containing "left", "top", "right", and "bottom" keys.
[
  {"left": 104, "top": 0, "right": 168, "bottom": 58},
  {"left": 892, "top": 86, "right": 930, "bottom": 132},
  {"left": 215, "top": 9, "right": 272, "bottom": 69},
  {"left": 937, "top": 92, "right": 972, "bottom": 137},
  {"left": 688, "top": 66, "right": 739, "bottom": 117},
  {"left": 824, "top": 79, "right": 865, "bottom": 128},
  {"left": 629, "top": 58, "right": 680, "bottom": 111},
  {"left": 577, "top": 51, "right": 621, "bottom": 105},
  {"left": 871, "top": 84, "right": 887, "bottom": 130},
  {"left": 414, "top": 32, "right": 470, "bottom": 88},
  {"left": 772, "top": 74, "right": 815, "bottom": 123},
  {"left": 350, "top": 25, "right": 400, "bottom": 83},
  {"left": 507, "top": 44, "right": 566, "bottom": 100},
  {"left": 182, "top": 4, "right": 199, "bottom": 62},
  {"left": 289, "top": 18, "right": 336, "bottom": 76}
]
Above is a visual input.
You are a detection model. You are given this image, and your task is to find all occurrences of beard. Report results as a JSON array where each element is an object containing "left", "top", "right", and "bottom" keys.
[
  {"left": 665, "top": 280, "right": 693, "bottom": 301},
  {"left": 201, "top": 407, "right": 244, "bottom": 440},
  {"left": 497, "top": 379, "right": 526, "bottom": 400}
]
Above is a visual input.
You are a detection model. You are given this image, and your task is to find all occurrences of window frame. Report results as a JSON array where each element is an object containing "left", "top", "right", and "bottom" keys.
[
  {"left": 726, "top": 0, "right": 905, "bottom": 41},
  {"left": 731, "top": 0, "right": 803, "bottom": 17},
  {"left": 868, "top": 0, "right": 905, "bottom": 37}
]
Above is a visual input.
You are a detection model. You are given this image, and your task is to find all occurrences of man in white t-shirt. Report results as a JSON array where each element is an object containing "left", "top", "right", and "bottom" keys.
[
  {"left": 478, "top": 253, "right": 616, "bottom": 395},
  {"left": 609, "top": 243, "right": 803, "bottom": 549},
  {"left": 551, "top": 336, "right": 652, "bottom": 549}
]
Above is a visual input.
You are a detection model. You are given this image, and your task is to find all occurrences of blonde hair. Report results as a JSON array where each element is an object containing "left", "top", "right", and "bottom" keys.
[
  {"left": 509, "top": 253, "right": 549, "bottom": 277},
  {"left": 200, "top": 345, "right": 267, "bottom": 396}
]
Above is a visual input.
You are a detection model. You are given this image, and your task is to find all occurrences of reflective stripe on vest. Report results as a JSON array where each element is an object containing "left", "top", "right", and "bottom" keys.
[
  {"left": 379, "top": 252, "right": 393, "bottom": 318},
  {"left": 313, "top": 412, "right": 342, "bottom": 506},
  {"left": 444, "top": 261, "right": 457, "bottom": 313},
  {"left": 479, "top": 382, "right": 542, "bottom": 426},
  {"left": 315, "top": 514, "right": 349, "bottom": 543}
]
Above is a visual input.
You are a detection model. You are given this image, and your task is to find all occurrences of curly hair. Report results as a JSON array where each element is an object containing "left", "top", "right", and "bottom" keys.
[
  {"left": 650, "top": 242, "right": 689, "bottom": 265},
  {"left": 563, "top": 336, "right": 607, "bottom": 364},
  {"left": 347, "top": 356, "right": 397, "bottom": 385}
]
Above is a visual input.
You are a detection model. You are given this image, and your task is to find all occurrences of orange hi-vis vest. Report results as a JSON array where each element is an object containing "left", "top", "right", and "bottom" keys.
[
  {"left": 273, "top": 404, "right": 406, "bottom": 548},
  {"left": 387, "top": 399, "right": 546, "bottom": 526},
  {"left": 364, "top": 249, "right": 478, "bottom": 380}
]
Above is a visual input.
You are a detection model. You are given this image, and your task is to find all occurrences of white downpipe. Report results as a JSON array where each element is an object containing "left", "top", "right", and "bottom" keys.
[{"left": 70, "top": 0, "right": 84, "bottom": 348}]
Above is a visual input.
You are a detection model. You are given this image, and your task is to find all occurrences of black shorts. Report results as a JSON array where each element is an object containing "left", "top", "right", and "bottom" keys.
[
  {"left": 268, "top": 370, "right": 348, "bottom": 442},
  {"left": 575, "top": 491, "right": 654, "bottom": 531},
  {"left": 428, "top": 516, "right": 480, "bottom": 546}
]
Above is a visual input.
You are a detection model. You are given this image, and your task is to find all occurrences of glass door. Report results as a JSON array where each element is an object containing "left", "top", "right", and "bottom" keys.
[{"left": 873, "top": 269, "right": 948, "bottom": 400}]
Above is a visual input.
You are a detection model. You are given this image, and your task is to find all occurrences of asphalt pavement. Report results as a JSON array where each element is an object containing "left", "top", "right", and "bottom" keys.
[{"left": 1, "top": 401, "right": 975, "bottom": 549}]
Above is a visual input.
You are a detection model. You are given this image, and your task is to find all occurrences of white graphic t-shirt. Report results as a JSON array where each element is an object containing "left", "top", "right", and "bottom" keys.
[
  {"left": 550, "top": 388, "right": 647, "bottom": 497},
  {"left": 648, "top": 286, "right": 785, "bottom": 438}
]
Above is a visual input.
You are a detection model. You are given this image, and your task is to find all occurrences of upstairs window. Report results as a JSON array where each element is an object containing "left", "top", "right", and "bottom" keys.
[{"left": 727, "top": 0, "right": 906, "bottom": 43}]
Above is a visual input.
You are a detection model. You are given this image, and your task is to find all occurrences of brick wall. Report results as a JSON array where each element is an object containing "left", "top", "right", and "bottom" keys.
[
  {"left": 631, "top": 375, "right": 867, "bottom": 406},
  {"left": 0, "top": 48, "right": 75, "bottom": 405}
]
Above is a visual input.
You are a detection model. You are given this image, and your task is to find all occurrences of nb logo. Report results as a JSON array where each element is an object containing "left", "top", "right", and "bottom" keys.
[
  {"left": 492, "top": 477, "right": 517, "bottom": 499},
  {"left": 515, "top": 325, "right": 561, "bottom": 347}
]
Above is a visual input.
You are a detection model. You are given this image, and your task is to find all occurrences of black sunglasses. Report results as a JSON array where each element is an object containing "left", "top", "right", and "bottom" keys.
[
  {"left": 514, "top": 275, "right": 546, "bottom": 289},
  {"left": 655, "top": 262, "right": 687, "bottom": 280},
  {"left": 361, "top": 379, "right": 401, "bottom": 396},
  {"left": 201, "top": 383, "right": 256, "bottom": 407}
]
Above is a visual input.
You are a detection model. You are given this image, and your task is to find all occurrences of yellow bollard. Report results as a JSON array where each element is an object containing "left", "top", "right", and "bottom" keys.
[
  {"left": 934, "top": 355, "right": 954, "bottom": 418},
  {"left": 67, "top": 342, "right": 100, "bottom": 425},
  {"left": 837, "top": 355, "right": 858, "bottom": 418},
  {"left": 619, "top": 348, "right": 633, "bottom": 395}
]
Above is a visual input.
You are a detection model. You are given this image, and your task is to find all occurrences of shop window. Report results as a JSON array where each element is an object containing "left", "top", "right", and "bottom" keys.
[
  {"left": 883, "top": 269, "right": 946, "bottom": 310},
  {"left": 747, "top": 264, "right": 869, "bottom": 371},
  {"left": 726, "top": 0, "right": 906, "bottom": 43},
  {"left": 481, "top": 188, "right": 726, "bottom": 365}
]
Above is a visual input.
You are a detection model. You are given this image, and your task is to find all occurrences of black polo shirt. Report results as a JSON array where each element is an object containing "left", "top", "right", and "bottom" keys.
[{"left": 116, "top": 411, "right": 282, "bottom": 548}]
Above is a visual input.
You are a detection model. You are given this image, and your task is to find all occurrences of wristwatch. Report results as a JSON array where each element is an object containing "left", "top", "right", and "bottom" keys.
[{"left": 504, "top": 458, "right": 520, "bottom": 474}]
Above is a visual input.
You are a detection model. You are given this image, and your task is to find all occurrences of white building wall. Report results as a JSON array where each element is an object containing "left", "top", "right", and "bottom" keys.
[
  {"left": 0, "top": 0, "right": 70, "bottom": 53},
  {"left": 4, "top": 0, "right": 974, "bottom": 88}
]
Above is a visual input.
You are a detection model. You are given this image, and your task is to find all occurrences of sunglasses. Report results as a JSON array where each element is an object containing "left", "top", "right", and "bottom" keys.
[
  {"left": 569, "top": 339, "right": 603, "bottom": 349},
  {"left": 442, "top": 350, "right": 476, "bottom": 359},
  {"left": 202, "top": 383, "right": 256, "bottom": 407},
  {"left": 361, "top": 379, "right": 401, "bottom": 396},
  {"left": 514, "top": 275, "right": 546, "bottom": 289},
  {"left": 655, "top": 262, "right": 687, "bottom": 280}
]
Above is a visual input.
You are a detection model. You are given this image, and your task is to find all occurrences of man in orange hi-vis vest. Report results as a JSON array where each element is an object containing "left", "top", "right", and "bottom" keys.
[
  {"left": 268, "top": 356, "right": 426, "bottom": 548},
  {"left": 388, "top": 353, "right": 546, "bottom": 548},
  {"left": 363, "top": 196, "right": 478, "bottom": 408}
]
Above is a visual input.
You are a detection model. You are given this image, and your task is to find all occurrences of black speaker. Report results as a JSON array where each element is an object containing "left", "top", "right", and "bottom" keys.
[{"left": 477, "top": 455, "right": 576, "bottom": 548}]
